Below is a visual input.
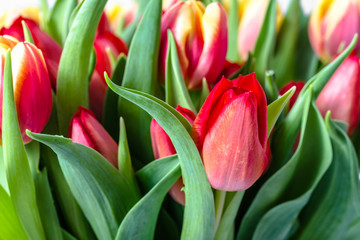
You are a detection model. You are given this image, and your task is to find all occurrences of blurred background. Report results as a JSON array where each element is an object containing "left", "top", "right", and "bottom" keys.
[{"left": 0, "top": 0, "right": 319, "bottom": 15}]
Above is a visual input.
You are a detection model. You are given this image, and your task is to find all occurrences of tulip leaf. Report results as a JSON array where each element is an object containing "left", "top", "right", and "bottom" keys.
[
  {"left": 273, "top": 0, "right": 301, "bottom": 88},
  {"left": 118, "top": 0, "right": 163, "bottom": 163},
  {"left": 56, "top": 0, "right": 107, "bottom": 135},
  {"left": 118, "top": 117, "right": 140, "bottom": 196},
  {"left": 116, "top": 156, "right": 181, "bottom": 239},
  {"left": 271, "top": 35, "right": 357, "bottom": 170},
  {"left": 27, "top": 131, "right": 140, "bottom": 240},
  {"left": 343, "top": 217, "right": 360, "bottom": 240},
  {"left": 215, "top": 191, "right": 245, "bottom": 240},
  {"left": 199, "top": 78, "right": 210, "bottom": 109},
  {"left": 226, "top": 0, "right": 239, "bottom": 62},
  {"left": 253, "top": 0, "right": 277, "bottom": 86},
  {"left": 237, "top": 89, "right": 332, "bottom": 240},
  {"left": 21, "top": 21, "right": 35, "bottom": 44},
  {"left": 40, "top": 145, "right": 96, "bottom": 240},
  {"left": 2, "top": 50, "right": 46, "bottom": 240},
  {"left": 106, "top": 76, "right": 215, "bottom": 240},
  {"left": 46, "top": 0, "right": 77, "bottom": 45},
  {"left": 0, "top": 148, "right": 8, "bottom": 193},
  {"left": 0, "top": 185, "right": 27, "bottom": 240},
  {"left": 35, "top": 169, "right": 63, "bottom": 240},
  {"left": 103, "top": 54, "right": 126, "bottom": 140},
  {"left": 267, "top": 86, "right": 296, "bottom": 136},
  {"left": 24, "top": 140, "right": 40, "bottom": 179},
  {"left": 165, "top": 31, "right": 196, "bottom": 113},
  {"left": 293, "top": 115, "right": 360, "bottom": 240}
]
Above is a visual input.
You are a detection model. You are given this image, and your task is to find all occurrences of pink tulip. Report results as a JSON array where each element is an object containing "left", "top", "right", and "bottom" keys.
[
  {"left": 308, "top": 0, "right": 360, "bottom": 62},
  {"left": 1, "top": 17, "right": 62, "bottom": 90},
  {"left": 316, "top": 54, "right": 360, "bottom": 134},
  {"left": 89, "top": 14, "right": 128, "bottom": 121},
  {"left": 69, "top": 107, "right": 118, "bottom": 167},
  {"left": 237, "top": 0, "right": 283, "bottom": 62},
  {"left": 279, "top": 81, "right": 306, "bottom": 110},
  {"left": 191, "top": 73, "right": 268, "bottom": 191},
  {"left": 150, "top": 105, "right": 196, "bottom": 205},
  {"left": 0, "top": 35, "right": 53, "bottom": 143},
  {"left": 160, "top": 1, "right": 228, "bottom": 89}
]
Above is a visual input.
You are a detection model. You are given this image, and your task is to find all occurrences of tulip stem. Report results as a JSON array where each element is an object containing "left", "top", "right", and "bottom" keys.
[{"left": 214, "top": 190, "right": 226, "bottom": 232}]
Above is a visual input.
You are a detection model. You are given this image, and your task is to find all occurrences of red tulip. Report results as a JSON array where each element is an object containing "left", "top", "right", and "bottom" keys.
[
  {"left": 160, "top": 1, "right": 228, "bottom": 89},
  {"left": 89, "top": 14, "right": 128, "bottom": 121},
  {"left": 0, "top": 35, "right": 53, "bottom": 143},
  {"left": 316, "top": 54, "right": 360, "bottom": 134},
  {"left": 69, "top": 107, "right": 118, "bottom": 167},
  {"left": 150, "top": 105, "right": 196, "bottom": 205},
  {"left": 0, "top": 17, "right": 62, "bottom": 90},
  {"left": 191, "top": 73, "right": 268, "bottom": 191},
  {"left": 279, "top": 81, "right": 306, "bottom": 110}
]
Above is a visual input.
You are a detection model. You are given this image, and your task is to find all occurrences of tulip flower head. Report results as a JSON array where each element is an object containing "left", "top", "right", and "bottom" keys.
[
  {"left": 160, "top": 0, "right": 228, "bottom": 90},
  {"left": 237, "top": 0, "right": 283, "bottom": 62},
  {"left": 316, "top": 54, "right": 360, "bottom": 134},
  {"left": 192, "top": 73, "right": 268, "bottom": 191},
  {"left": 279, "top": 81, "right": 306, "bottom": 110},
  {"left": 69, "top": 107, "right": 118, "bottom": 167},
  {"left": 0, "top": 35, "right": 53, "bottom": 143},
  {"left": 309, "top": 0, "right": 360, "bottom": 62},
  {"left": 150, "top": 105, "right": 196, "bottom": 205}
]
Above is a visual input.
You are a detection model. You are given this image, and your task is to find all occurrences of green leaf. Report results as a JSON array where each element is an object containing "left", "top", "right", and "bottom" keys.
[
  {"left": 118, "top": 117, "right": 140, "bottom": 196},
  {"left": 21, "top": 20, "right": 35, "bottom": 44},
  {"left": 56, "top": 0, "right": 107, "bottom": 135},
  {"left": 40, "top": 145, "right": 95, "bottom": 240},
  {"left": 2, "top": 50, "right": 45, "bottom": 240},
  {"left": 27, "top": 132, "right": 139, "bottom": 240},
  {"left": 0, "top": 185, "right": 27, "bottom": 240},
  {"left": 24, "top": 140, "right": 40, "bottom": 179},
  {"left": 103, "top": 54, "right": 126, "bottom": 140},
  {"left": 273, "top": 0, "right": 301, "bottom": 88},
  {"left": 271, "top": 35, "right": 357, "bottom": 171},
  {"left": 237, "top": 89, "right": 332, "bottom": 240},
  {"left": 199, "top": 78, "right": 210, "bottom": 109},
  {"left": 35, "top": 169, "right": 63, "bottom": 240},
  {"left": 293, "top": 114, "right": 360, "bottom": 239},
  {"left": 116, "top": 156, "right": 181, "bottom": 239},
  {"left": 106, "top": 77, "right": 215, "bottom": 240},
  {"left": 226, "top": 0, "right": 239, "bottom": 62},
  {"left": 267, "top": 86, "right": 296, "bottom": 136},
  {"left": 343, "top": 217, "right": 360, "bottom": 240},
  {"left": 253, "top": 0, "right": 277, "bottom": 86},
  {"left": 165, "top": 31, "right": 196, "bottom": 113},
  {"left": 215, "top": 191, "right": 245, "bottom": 240},
  {"left": 118, "top": 0, "right": 163, "bottom": 163},
  {"left": 0, "top": 147, "right": 8, "bottom": 193},
  {"left": 264, "top": 70, "right": 278, "bottom": 103},
  {"left": 46, "top": 0, "right": 77, "bottom": 45}
]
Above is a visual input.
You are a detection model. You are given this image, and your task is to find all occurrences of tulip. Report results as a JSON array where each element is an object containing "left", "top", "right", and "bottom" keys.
[
  {"left": 237, "top": 0, "right": 283, "bottom": 62},
  {"left": 191, "top": 73, "right": 268, "bottom": 191},
  {"left": 316, "top": 54, "right": 360, "bottom": 134},
  {"left": 0, "top": 7, "right": 40, "bottom": 29},
  {"left": 106, "top": 2, "right": 138, "bottom": 33},
  {"left": 0, "top": 35, "right": 53, "bottom": 143},
  {"left": 160, "top": 1, "right": 228, "bottom": 90},
  {"left": 0, "top": 17, "right": 62, "bottom": 90},
  {"left": 89, "top": 14, "right": 128, "bottom": 121},
  {"left": 150, "top": 105, "right": 196, "bottom": 205},
  {"left": 308, "top": 0, "right": 360, "bottom": 62},
  {"left": 279, "top": 81, "right": 306, "bottom": 110},
  {"left": 69, "top": 106, "right": 118, "bottom": 167}
]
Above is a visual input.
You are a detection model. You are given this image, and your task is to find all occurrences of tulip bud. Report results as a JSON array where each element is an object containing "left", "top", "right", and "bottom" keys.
[
  {"left": 191, "top": 73, "right": 268, "bottom": 191},
  {"left": 150, "top": 105, "right": 196, "bottom": 205},
  {"left": 89, "top": 14, "right": 128, "bottom": 121},
  {"left": 106, "top": 2, "right": 138, "bottom": 32},
  {"left": 0, "top": 7, "right": 40, "bottom": 28},
  {"left": 160, "top": 1, "right": 228, "bottom": 89},
  {"left": 309, "top": 0, "right": 360, "bottom": 62},
  {"left": 69, "top": 107, "right": 118, "bottom": 167},
  {"left": 237, "top": 0, "right": 283, "bottom": 62},
  {"left": 316, "top": 54, "right": 360, "bottom": 134},
  {"left": 279, "top": 81, "right": 306, "bottom": 110},
  {"left": 0, "top": 35, "right": 53, "bottom": 143}
]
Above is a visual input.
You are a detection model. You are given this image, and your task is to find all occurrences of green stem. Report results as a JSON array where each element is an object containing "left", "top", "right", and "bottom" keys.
[{"left": 214, "top": 190, "right": 227, "bottom": 232}]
